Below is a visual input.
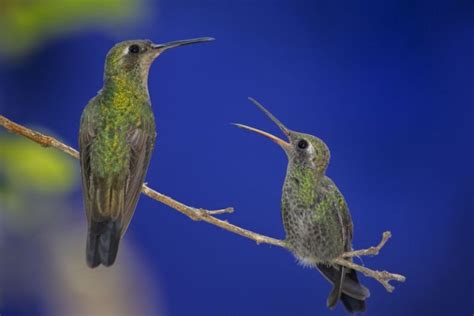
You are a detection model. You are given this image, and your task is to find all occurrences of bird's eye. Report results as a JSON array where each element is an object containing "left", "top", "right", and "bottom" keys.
[
  {"left": 297, "top": 139, "right": 308, "bottom": 149},
  {"left": 129, "top": 44, "right": 140, "bottom": 54}
]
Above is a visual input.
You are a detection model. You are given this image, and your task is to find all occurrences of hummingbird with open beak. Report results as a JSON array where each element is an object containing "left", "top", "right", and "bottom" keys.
[
  {"left": 234, "top": 98, "right": 370, "bottom": 313},
  {"left": 79, "top": 37, "right": 214, "bottom": 268}
]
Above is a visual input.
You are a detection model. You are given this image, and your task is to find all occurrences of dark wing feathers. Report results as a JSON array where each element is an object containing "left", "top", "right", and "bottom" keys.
[
  {"left": 79, "top": 105, "right": 96, "bottom": 224},
  {"left": 332, "top": 186, "right": 353, "bottom": 252},
  {"left": 120, "top": 125, "right": 155, "bottom": 234}
]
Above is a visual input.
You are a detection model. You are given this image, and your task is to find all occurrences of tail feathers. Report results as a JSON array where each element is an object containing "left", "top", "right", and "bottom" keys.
[
  {"left": 86, "top": 220, "right": 121, "bottom": 268},
  {"left": 341, "top": 293, "right": 367, "bottom": 314},
  {"left": 327, "top": 266, "right": 345, "bottom": 309},
  {"left": 317, "top": 264, "right": 369, "bottom": 314}
]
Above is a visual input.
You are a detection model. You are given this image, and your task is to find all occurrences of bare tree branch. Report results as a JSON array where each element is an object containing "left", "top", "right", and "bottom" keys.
[{"left": 0, "top": 114, "right": 405, "bottom": 292}]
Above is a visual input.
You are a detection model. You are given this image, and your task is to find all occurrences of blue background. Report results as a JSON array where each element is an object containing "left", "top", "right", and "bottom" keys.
[{"left": 1, "top": 1, "right": 473, "bottom": 315}]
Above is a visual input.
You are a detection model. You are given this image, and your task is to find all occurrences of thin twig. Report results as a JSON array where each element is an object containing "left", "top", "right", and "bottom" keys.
[
  {"left": 342, "top": 231, "right": 392, "bottom": 258},
  {"left": 0, "top": 114, "right": 405, "bottom": 292},
  {"left": 0, "top": 114, "right": 80, "bottom": 159},
  {"left": 335, "top": 231, "right": 406, "bottom": 292}
]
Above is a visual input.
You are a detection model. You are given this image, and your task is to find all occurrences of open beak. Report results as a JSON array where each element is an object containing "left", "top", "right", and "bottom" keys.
[
  {"left": 233, "top": 97, "right": 292, "bottom": 151},
  {"left": 152, "top": 37, "right": 214, "bottom": 52}
]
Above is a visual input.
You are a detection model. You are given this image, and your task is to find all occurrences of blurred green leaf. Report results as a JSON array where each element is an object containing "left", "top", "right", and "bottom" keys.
[
  {"left": 0, "top": 135, "right": 77, "bottom": 194},
  {"left": 0, "top": 0, "right": 143, "bottom": 57}
]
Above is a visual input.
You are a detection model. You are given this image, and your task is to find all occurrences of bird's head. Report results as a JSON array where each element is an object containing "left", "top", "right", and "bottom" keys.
[
  {"left": 104, "top": 37, "right": 214, "bottom": 84},
  {"left": 234, "top": 98, "right": 331, "bottom": 175}
]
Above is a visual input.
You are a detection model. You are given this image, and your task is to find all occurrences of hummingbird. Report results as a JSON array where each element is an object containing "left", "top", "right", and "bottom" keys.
[
  {"left": 79, "top": 37, "right": 214, "bottom": 268},
  {"left": 234, "top": 98, "right": 370, "bottom": 313}
]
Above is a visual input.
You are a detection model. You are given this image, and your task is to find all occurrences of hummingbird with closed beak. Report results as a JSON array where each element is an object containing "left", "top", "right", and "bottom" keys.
[
  {"left": 234, "top": 98, "right": 370, "bottom": 313},
  {"left": 79, "top": 37, "right": 214, "bottom": 268}
]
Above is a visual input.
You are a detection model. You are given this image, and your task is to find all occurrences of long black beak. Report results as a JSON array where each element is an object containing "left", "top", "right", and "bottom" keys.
[
  {"left": 152, "top": 37, "right": 214, "bottom": 51},
  {"left": 233, "top": 97, "right": 292, "bottom": 150}
]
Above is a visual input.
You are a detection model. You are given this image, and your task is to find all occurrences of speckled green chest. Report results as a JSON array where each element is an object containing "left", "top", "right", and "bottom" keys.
[
  {"left": 281, "top": 165, "right": 351, "bottom": 263},
  {"left": 84, "top": 83, "right": 155, "bottom": 178}
]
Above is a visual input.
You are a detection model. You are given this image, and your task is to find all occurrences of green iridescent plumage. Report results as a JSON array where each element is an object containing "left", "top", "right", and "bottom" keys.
[
  {"left": 79, "top": 37, "right": 213, "bottom": 268},
  {"left": 235, "top": 98, "right": 370, "bottom": 314}
]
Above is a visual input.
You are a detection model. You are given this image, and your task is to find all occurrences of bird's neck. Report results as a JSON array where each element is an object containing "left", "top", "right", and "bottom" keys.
[
  {"left": 288, "top": 158, "right": 324, "bottom": 179},
  {"left": 103, "top": 72, "right": 150, "bottom": 102},
  {"left": 284, "top": 162, "right": 324, "bottom": 206}
]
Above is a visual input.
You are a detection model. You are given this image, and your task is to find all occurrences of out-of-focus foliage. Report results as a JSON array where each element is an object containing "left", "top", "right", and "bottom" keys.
[
  {"left": 0, "top": 0, "right": 143, "bottom": 58},
  {"left": 0, "top": 136, "right": 76, "bottom": 193},
  {"left": 0, "top": 135, "right": 77, "bottom": 211}
]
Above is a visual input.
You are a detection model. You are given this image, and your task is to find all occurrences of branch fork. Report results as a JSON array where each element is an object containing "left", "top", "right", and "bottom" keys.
[{"left": 336, "top": 231, "right": 406, "bottom": 292}]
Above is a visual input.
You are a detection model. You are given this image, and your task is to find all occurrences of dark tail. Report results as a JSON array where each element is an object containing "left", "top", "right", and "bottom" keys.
[
  {"left": 86, "top": 220, "right": 121, "bottom": 268},
  {"left": 317, "top": 263, "right": 370, "bottom": 314}
]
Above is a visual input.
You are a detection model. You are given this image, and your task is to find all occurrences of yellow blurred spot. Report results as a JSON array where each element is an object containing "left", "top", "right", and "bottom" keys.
[
  {"left": 0, "top": 135, "right": 77, "bottom": 193},
  {"left": 0, "top": 0, "right": 144, "bottom": 58}
]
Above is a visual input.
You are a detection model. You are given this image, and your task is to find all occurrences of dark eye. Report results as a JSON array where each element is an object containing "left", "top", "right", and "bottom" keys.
[
  {"left": 297, "top": 139, "right": 308, "bottom": 149},
  {"left": 129, "top": 44, "right": 140, "bottom": 54}
]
